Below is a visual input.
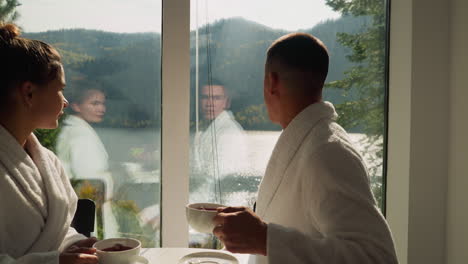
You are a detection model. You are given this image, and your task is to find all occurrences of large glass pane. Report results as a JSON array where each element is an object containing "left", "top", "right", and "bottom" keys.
[
  {"left": 188, "top": 0, "right": 389, "bottom": 248},
  {"left": 18, "top": 0, "right": 162, "bottom": 247}
]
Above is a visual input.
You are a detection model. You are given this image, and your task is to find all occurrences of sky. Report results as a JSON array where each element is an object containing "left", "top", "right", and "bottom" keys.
[{"left": 16, "top": 0, "right": 340, "bottom": 33}]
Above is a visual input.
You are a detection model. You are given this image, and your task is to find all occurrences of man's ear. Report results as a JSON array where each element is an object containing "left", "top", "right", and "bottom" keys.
[
  {"left": 266, "top": 71, "right": 280, "bottom": 96},
  {"left": 225, "top": 96, "right": 231, "bottom": 109},
  {"left": 18, "top": 81, "right": 35, "bottom": 108}
]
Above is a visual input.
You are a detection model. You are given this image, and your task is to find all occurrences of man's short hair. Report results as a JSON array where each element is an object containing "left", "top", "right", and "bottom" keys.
[
  {"left": 266, "top": 33, "right": 329, "bottom": 87},
  {"left": 204, "top": 78, "right": 225, "bottom": 89},
  {"left": 201, "top": 78, "right": 230, "bottom": 98}
]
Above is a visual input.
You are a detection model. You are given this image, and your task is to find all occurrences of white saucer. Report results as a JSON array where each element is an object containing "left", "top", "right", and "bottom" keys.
[
  {"left": 178, "top": 251, "right": 239, "bottom": 264},
  {"left": 131, "top": 255, "right": 149, "bottom": 264}
]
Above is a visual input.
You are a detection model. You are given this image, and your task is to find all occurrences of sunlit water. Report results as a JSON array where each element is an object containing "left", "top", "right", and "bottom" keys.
[
  {"left": 96, "top": 128, "right": 381, "bottom": 207},
  {"left": 96, "top": 128, "right": 378, "bottom": 175}
]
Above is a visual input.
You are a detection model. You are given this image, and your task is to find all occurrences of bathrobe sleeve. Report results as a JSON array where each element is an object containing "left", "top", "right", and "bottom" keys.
[
  {"left": 266, "top": 141, "right": 398, "bottom": 264},
  {"left": 49, "top": 152, "right": 88, "bottom": 252},
  {"left": 0, "top": 252, "right": 60, "bottom": 264},
  {"left": 58, "top": 227, "right": 87, "bottom": 253}
]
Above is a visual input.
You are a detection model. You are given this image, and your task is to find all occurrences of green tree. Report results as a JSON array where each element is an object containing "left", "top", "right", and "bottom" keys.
[
  {"left": 325, "top": 0, "right": 387, "bottom": 139},
  {"left": 325, "top": 0, "right": 388, "bottom": 207},
  {"left": 34, "top": 127, "right": 61, "bottom": 153},
  {"left": 0, "top": 0, "right": 20, "bottom": 22}
]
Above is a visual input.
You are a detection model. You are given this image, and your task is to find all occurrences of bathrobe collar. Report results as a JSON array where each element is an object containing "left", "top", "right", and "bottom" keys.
[
  {"left": 0, "top": 125, "right": 48, "bottom": 218},
  {"left": 256, "top": 101, "right": 338, "bottom": 217}
]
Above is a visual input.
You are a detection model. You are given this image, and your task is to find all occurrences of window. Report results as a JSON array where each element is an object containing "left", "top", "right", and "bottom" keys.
[
  {"left": 18, "top": 0, "right": 162, "bottom": 247},
  {"left": 17, "top": 0, "right": 389, "bottom": 248},
  {"left": 188, "top": 0, "right": 389, "bottom": 248}
]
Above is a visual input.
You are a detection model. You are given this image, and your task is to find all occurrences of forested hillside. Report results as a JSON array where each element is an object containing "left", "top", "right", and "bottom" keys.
[{"left": 24, "top": 16, "right": 370, "bottom": 131}]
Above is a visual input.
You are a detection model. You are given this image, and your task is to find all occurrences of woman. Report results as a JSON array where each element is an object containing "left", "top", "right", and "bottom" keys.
[
  {"left": 56, "top": 86, "right": 119, "bottom": 239},
  {"left": 0, "top": 23, "right": 98, "bottom": 264}
]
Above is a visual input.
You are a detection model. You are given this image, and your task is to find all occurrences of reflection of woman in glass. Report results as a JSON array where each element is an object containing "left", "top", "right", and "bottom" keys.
[
  {"left": 56, "top": 86, "right": 119, "bottom": 238},
  {"left": 0, "top": 23, "right": 98, "bottom": 264}
]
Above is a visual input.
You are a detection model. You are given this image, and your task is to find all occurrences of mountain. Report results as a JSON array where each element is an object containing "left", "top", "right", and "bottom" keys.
[{"left": 24, "top": 16, "right": 370, "bottom": 131}]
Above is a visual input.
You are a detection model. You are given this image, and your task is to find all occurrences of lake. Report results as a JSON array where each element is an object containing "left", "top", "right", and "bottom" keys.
[{"left": 96, "top": 128, "right": 381, "bottom": 179}]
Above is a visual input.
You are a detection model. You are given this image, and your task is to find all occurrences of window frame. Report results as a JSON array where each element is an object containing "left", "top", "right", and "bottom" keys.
[
  {"left": 160, "top": 0, "right": 191, "bottom": 247},
  {"left": 161, "top": 0, "right": 395, "bottom": 247},
  {"left": 161, "top": 1, "right": 450, "bottom": 264},
  {"left": 386, "top": 0, "right": 449, "bottom": 264}
]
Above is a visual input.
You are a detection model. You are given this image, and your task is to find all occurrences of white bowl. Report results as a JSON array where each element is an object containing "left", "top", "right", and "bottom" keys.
[
  {"left": 186, "top": 203, "right": 225, "bottom": 233},
  {"left": 93, "top": 238, "right": 147, "bottom": 264}
]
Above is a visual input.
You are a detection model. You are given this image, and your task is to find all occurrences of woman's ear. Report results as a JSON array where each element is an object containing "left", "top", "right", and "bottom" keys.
[{"left": 18, "top": 81, "right": 35, "bottom": 108}]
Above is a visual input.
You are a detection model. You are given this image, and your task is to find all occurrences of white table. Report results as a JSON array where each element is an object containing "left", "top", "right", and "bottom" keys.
[{"left": 140, "top": 248, "right": 252, "bottom": 264}]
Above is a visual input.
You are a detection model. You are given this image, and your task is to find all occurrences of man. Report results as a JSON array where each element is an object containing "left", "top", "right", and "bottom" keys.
[
  {"left": 212, "top": 33, "right": 398, "bottom": 264},
  {"left": 191, "top": 81, "right": 248, "bottom": 202}
]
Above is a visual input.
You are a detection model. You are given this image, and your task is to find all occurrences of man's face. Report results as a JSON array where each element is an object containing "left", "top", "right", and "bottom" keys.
[{"left": 201, "top": 85, "right": 228, "bottom": 120}]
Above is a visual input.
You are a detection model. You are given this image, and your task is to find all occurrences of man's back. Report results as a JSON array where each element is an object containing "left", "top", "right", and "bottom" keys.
[{"left": 254, "top": 101, "right": 397, "bottom": 264}]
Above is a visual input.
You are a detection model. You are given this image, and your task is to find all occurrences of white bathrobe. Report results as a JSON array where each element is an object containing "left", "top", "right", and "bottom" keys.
[
  {"left": 56, "top": 115, "right": 112, "bottom": 196},
  {"left": 253, "top": 102, "right": 398, "bottom": 264},
  {"left": 191, "top": 110, "right": 248, "bottom": 203},
  {"left": 192, "top": 110, "right": 248, "bottom": 179},
  {"left": 0, "top": 125, "right": 86, "bottom": 264},
  {"left": 56, "top": 115, "right": 119, "bottom": 238}
]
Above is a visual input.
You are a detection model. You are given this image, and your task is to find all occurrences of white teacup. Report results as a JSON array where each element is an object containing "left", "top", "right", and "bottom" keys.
[
  {"left": 186, "top": 202, "right": 225, "bottom": 233},
  {"left": 93, "top": 238, "right": 148, "bottom": 264}
]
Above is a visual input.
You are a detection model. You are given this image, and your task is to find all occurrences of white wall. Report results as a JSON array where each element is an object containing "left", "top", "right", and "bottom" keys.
[
  {"left": 388, "top": 0, "right": 468, "bottom": 263},
  {"left": 446, "top": 0, "right": 468, "bottom": 263},
  {"left": 387, "top": 0, "right": 450, "bottom": 263},
  {"left": 407, "top": 0, "right": 450, "bottom": 263},
  {"left": 386, "top": 0, "right": 412, "bottom": 261}
]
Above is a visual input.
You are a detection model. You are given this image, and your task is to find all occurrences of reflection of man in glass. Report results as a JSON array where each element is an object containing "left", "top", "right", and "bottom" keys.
[
  {"left": 56, "top": 86, "right": 119, "bottom": 239},
  {"left": 201, "top": 84, "right": 229, "bottom": 121},
  {"left": 191, "top": 81, "right": 248, "bottom": 201}
]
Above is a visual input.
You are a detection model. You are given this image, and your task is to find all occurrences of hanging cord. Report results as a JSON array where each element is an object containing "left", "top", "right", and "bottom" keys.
[{"left": 204, "top": 0, "right": 222, "bottom": 205}]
